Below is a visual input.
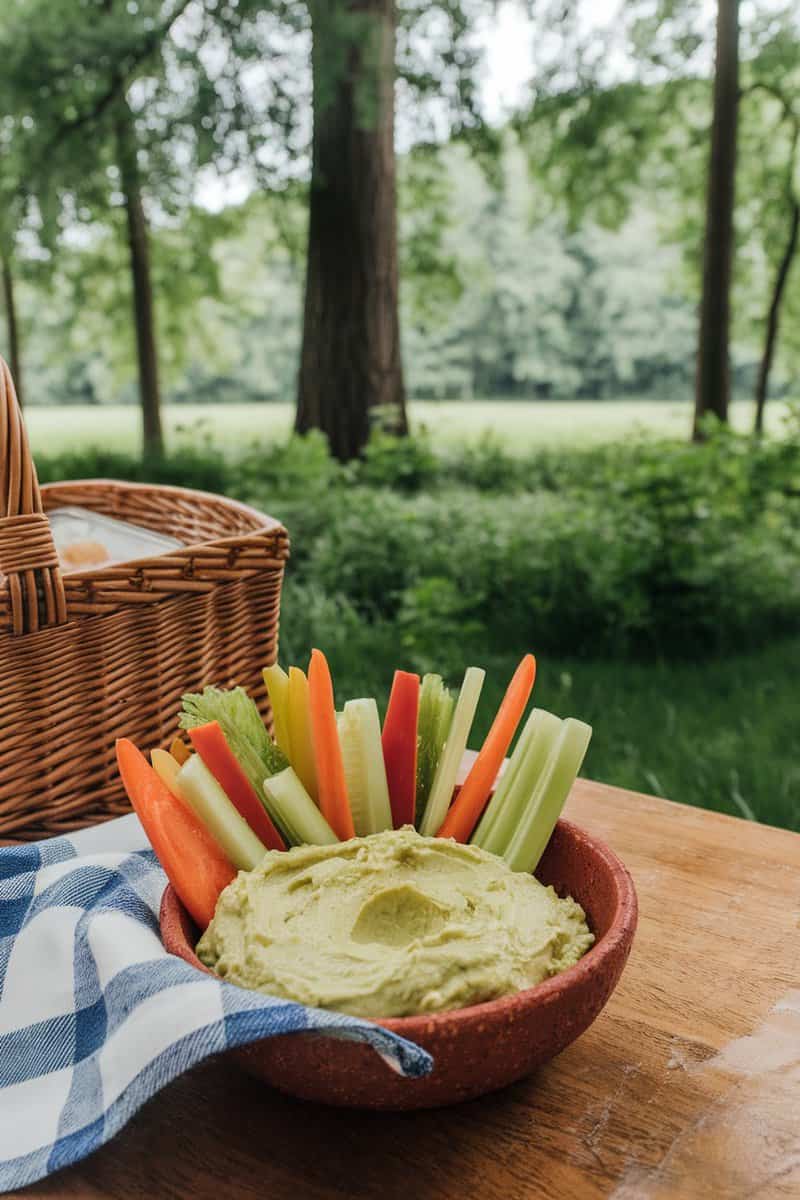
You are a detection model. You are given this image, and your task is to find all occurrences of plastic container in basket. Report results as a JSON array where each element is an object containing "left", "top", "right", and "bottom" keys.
[{"left": 0, "top": 357, "right": 289, "bottom": 841}]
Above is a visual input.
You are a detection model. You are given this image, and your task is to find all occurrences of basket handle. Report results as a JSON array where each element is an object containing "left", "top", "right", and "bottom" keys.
[{"left": 0, "top": 356, "right": 67, "bottom": 635}]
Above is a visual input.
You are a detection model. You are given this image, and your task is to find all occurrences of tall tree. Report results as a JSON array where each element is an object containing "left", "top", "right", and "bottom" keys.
[
  {"left": 115, "top": 100, "right": 163, "bottom": 453},
  {"left": 0, "top": 164, "right": 29, "bottom": 404},
  {"left": 0, "top": 257, "right": 22, "bottom": 407},
  {"left": 735, "top": 10, "right": 800, "bottom": 432},
  {"left": 693, "top": 0, "right": 739, "bottom": 438},
  {"left": 752, "top": 111, "right": 799, "bottom": 435},
  {"left": 296, "top": 0, "right": 406, "bottom": 459},
  {"left": 0, "top": 0, "right": 229, "bottom": 450}
]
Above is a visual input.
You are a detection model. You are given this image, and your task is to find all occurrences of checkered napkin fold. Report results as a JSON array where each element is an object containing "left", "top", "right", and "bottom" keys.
[{"left": 0, "top": 814, "right": 432, "bottom": 1193}]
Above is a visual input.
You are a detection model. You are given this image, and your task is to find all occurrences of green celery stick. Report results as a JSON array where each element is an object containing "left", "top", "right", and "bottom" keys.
[
  {"left": 471, "top": 708, "right": 561, "bottom": 854},
  {"left": 419, "top": 667, "right": 485, "bottom": 836},
  {"left": 503, "top": 718, "right": 593, "bottom": 874},
  {"left": 177, "top": 754, "right": 267, "bottom": 871},
  {"left": 415, "top": 674, "right": 454, "bottom": 825},
  {"left": 264, "top": 766, "right": 338, "bottom": 846},
  {"left": 180, "top": 686, "right": 288, "bottom": 794}
]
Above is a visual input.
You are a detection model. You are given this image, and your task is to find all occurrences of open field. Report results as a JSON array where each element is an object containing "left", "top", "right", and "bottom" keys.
[{"left": 24, "top": 397, "right": 793, "bottom": 456}]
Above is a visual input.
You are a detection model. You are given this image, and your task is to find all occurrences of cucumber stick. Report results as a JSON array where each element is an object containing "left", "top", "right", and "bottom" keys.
[
  {"left": 337, "top": 699, "right": 393, "bottom": 836},
  {"left": 264, "top": 766, "right": 338, "bottom": 846},
  {"left": 419, "top": 667, "right": 485, "bottom": 837},
  {"left": 177, "top": 753, "right": 267, "bottom": 871},
  {"left": 503, "top": 718, "right": 592, "bottom": 874},
  {"left": 471, "top": 709, "right": 561, "bottom": 855}
]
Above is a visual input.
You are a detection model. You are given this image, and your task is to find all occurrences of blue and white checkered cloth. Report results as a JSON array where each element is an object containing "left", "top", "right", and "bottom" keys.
[{"left": 0, "top": 814, "right": 431, "bottom": 1193}]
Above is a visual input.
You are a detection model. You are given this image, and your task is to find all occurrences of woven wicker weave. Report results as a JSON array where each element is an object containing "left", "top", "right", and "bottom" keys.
[{"left": 0, "top": 357, "right": 289, "bottom": 840}]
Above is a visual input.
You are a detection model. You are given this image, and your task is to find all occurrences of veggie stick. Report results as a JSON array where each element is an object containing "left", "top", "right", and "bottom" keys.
[
  {"left": 178, "top": 753, "right": 268, "bottom": 871},
  {"left": 471, "top": 709, "right": 561, "bottom": 855},
  {"left": 287, "top": 667, "right": 318, "bottom": 803},
  {"left": 263, "top": 664, "right": 292, "bottom": 760},
  {"left": 415, "top": 674, "right": 454, "bottom": 825},
  {"left": 116, "top": 739, "right": 235, "bottom": 929},
  {"left": 381, "top": 670, "right": 420, "bottom": 828},
  {"left": 338, "top": 699, "right": 393, "bottom": 836},
  {"left": 503, "top": 718, "right": 592, "bottom": 873},
  {"left": 169, "top": 736, "right": 192, "bottom": 766},
  {"left": 308, "top": 648, "right": 355, "bottom": 840},
  {"left": 188, "top": 721, "right": 285, "bottom": 851},
  {"left": 152, "top": 748, "right": 183, "bottom": 797},
  {"left": 419, "top": 667, "right": 485, "bottom": 837},
  {"left": 264, "top": 766, "right": 339, "bottom": 846},
  {"left": 437, "top": 653, "right": 536, "bottom": 842}
]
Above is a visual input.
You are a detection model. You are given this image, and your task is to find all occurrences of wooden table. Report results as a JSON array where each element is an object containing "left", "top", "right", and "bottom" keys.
[{"left": 16, "top": 781, "right": 800, "bottom": 1199}]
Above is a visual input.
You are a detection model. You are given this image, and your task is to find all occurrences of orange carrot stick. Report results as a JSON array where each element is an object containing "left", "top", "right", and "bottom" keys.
[
  {"left": 308, "top": 648, "right": 355, "bottom": 840},
  {"left": 437, "top": 653, "right": 536, "bottom": 843},
  {"left": 116, "top": 738, "right": 235, "bottom": 929}
]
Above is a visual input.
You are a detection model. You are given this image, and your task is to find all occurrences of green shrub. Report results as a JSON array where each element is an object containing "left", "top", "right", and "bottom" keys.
[{"left": 35, "top": 426, "right": 800, "bottom": 660}]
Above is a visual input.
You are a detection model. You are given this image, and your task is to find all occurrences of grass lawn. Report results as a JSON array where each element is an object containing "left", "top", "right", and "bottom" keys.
[{"left": 24, "top": 397, "right": 792, "bottom": 457}]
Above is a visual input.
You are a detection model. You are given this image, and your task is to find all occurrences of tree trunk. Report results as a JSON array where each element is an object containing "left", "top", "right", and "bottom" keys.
[
  {"left": 754, "top": 197, "right": 799, "bottom": 436},
  {"left": 115, "top": 106, "right": 164, "bottom": 456},
  {"left": 693, "top": 0, "right": 739, "bottom": 440},
  {"left": 1, "top": 257, "right": 23, "bottom": 407},
  {"left": 296, "top": 0, "right": 407, "bottom": 462}
]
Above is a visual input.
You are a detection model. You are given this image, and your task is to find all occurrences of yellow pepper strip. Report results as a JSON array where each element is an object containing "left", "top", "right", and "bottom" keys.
[
  {"left": 263, "top": 664, "right": 292, "bottom": 760},
  {"left": 287, "top": 666, "right": 318, "bottom": 804},
  {"left": 151, "top": 748, "right": 183, "bottom": 799}
]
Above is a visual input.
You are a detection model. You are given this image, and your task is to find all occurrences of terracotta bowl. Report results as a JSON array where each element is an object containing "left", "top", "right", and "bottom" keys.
[{"left": 160, "top": 817, "right": 637, "bottom": 1110}]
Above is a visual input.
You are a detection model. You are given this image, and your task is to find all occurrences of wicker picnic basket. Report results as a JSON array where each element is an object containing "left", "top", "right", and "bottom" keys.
[{"left": 0, "top": 357, "right": 290, "bottom": 841}]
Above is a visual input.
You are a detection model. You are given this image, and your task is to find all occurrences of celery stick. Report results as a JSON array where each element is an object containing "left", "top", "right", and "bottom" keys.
[
  {"left": 337, "top": 699, "right": 393, "bottom": 836},
  {"left": 416, "top": 674, "right": 454, "bottom": 825},
  {"left": 503, "top": 719, "right": 593, "bottom": 874},
  {"left": 471, "top": 709, "right": 562, "bottom": 855},
  {"left": 419, "top": 667, "right": 485, "bottom": 837},
  {"left": 264, "top": 766, "right": 338, "bottom": 846},
  {"left": 180, "top": 686, "right": 287, "bottom": 793},
  {"left": 263, "top": 664, "right": 292, "bottom": 760},
  {"left": 177, "top": 753, "right": 267, "bottom": 871}
]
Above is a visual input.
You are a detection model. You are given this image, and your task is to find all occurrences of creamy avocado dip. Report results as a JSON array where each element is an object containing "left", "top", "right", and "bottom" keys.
[{"left": 196, "top": 827, "right": 594, "bottom": 1018}]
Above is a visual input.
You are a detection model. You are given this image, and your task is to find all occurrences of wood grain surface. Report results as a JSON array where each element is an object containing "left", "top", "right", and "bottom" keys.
[{"left": 13, "top": 780, "right": 800, "bottom": 1199}]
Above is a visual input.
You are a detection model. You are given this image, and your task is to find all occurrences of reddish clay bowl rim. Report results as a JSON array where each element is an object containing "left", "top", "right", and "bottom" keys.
[{"left": 160, "top": 816, "right": 638, "bottom": 1036}]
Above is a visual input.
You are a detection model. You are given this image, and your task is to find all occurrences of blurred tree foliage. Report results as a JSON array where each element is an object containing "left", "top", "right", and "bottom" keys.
[
  {"left": 516, "top": 0, "right": 800, "bottom": 426},
  {"left": 0, "top": 0, "right": 797, "bottom": 427},
  {"left": 8, "top": 139, "right": 707, "bottom": 407}
]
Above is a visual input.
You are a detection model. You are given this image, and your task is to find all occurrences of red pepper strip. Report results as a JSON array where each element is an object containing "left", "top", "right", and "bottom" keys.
[
  {"left": 187, "top": 721, "right": 286, "bottom": 852},
  {"left": 381, "top": 670, "right": 420, "bottom": 828}
]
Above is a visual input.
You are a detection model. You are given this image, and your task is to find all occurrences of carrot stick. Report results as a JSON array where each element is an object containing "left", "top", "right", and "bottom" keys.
[
  {"left": 381, "top": 670, "right": 420, "bottom": 828},
  {"left": 187, "top": 721, "right": 285, "bottom": 851},
  {"left": 116, "top": 739, "right": 235, "bottom": 929},
  {"left": 308, "top": 648, "right": 355, "bottom": 840},
  {"left": 437, "top": 653, "right": 536, "bottom": 843}
]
